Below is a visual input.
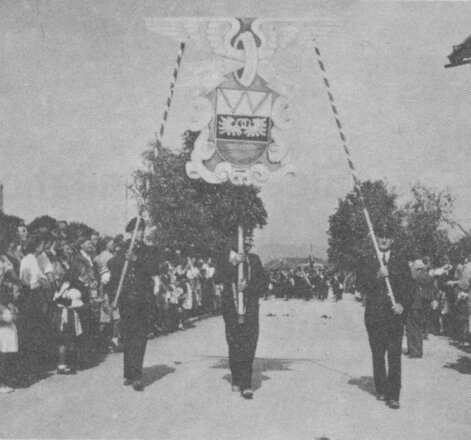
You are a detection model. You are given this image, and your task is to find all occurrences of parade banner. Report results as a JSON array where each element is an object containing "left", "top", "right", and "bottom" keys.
[
  {"left": 146, "top": 16, "right": 339, "bottom": 320},
  {"left": 146, "top": 16, "right": 340, "bottom": 185}
]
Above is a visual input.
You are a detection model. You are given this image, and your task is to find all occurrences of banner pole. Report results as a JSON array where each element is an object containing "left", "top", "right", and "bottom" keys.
[
  {"left": 237, "top": 224, "right": 245, "bottom": 324},
  {"left": 313, "top": 40, "right": 396, "bottom": 307},
  {"left": 112, "top": 216, "right": 142, "bottom": 309},
  {"left": 154, "top": 41, "right": 186, "bottom": 159},
  {"left": 146, "top": 41, "right": 186, "bottom": 193}
]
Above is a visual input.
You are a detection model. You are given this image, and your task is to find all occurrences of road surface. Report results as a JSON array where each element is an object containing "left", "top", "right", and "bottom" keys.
[{"left": 1, "top": 295, "right": 470, "bottom": 439}]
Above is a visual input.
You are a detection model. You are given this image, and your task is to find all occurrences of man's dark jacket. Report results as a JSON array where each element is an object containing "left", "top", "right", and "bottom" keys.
[
  {"left": 356, "top": 247, "right": 413, "bottom": 324},
  {"left": 108, "top": 242, "right": 159, "bottom": 305},
  {"left": 215, "top": 253, "right": 268, "bottom": 320}
]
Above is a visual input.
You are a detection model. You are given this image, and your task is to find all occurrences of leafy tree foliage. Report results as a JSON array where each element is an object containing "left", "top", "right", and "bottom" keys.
[
  {"left": 327, "top": 180, "right": 400, "bottom": 271},
  {"left": 402, "top": 183, "right": 453, "bottom": 262},
  {"left": 136, "top": 131, "right": 268, "bottom": 257},
  {"left": 328, "top": 180, "right": 458, "bottom": 271},
  {"left": 0, "top": 212, "right": 24, "bottom": 232},
  {"left": 66, "top": 222, "right": 99, "bottom": 245},
  {"left": 28, "top": 215, "right": 58, "bottom": 232},
  {"left": 0, "top": 212, "right": 24, "bottom": 250},
  {"left": 27, "top": 216, "right": 98, "bottom": 245}
]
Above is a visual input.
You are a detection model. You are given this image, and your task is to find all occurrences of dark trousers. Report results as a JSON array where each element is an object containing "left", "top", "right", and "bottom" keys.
[
  {"left": 120, "top": 302, "right": 150, "bottom": 382},
  {"left": 0, "top": 353, "right": 16, "bottom": 384},
  {"left": 17, "top": 288, "right": 55, "bottom": 375},
  {"left": 224, "top": 314, "right": 259, "bottom": 390},
  {"left": 406, "top": 309, "right": 424, "bottom": 357},
  {"left": 366, "top": 317, "right": 404, "bottom": 401}
]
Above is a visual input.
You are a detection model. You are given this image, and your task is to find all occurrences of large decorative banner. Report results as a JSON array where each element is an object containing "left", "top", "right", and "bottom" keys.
[{"left": 146, "top": 16, "right": 339, "bottom": 185}]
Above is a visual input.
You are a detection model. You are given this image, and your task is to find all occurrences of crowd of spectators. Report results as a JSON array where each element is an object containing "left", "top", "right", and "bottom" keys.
[
  {"left": 0, "top": 217, "right": 219, "bottom": 394},
  {"left": 403, "top": 254, "right": 471, "bottom": 358},
  {"left": 3, "top": 216, "right": 470, "bottom": 395}
]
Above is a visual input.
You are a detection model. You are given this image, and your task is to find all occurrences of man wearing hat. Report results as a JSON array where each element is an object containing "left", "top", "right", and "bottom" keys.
[
  {"left": 355, "top": 220, "right": 413, "bottom": 409},
  {"left": 108, "top": 217, "right": 160, "bottom": 391}
]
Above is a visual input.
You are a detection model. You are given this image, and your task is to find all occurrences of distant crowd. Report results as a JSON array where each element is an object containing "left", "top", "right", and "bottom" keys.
[
  {"left": 267, "top": 266, "right": 344, "bottom": 302},
  {"left": 0, "top": 219, "right": 219, "bottom": 393},
  {"left": 267, "top": 254, "right": 471, "bottom": 356}
]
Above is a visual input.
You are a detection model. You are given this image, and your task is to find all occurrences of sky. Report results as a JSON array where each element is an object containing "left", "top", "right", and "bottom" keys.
[{"left": 1, "top": 0, "right": 471, "bottom": 262}]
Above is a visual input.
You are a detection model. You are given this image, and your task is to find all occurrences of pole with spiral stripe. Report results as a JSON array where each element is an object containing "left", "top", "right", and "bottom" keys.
[
  {"left": 117, "top": 43, "right": 186, "bottom": 308},
  {"left": 313, "top": 41, "right": 397, "bottom": 307},
  {"left": 155, "top": 41, "right": 186, "bottom": 159},
  {"left": 146, "top": 41, "right": 186, "bottom": 193}
]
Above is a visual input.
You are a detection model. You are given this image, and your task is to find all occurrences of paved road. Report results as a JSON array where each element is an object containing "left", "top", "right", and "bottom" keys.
[{"left": 1, "top": 295, "right": 470, "bottom": 439}]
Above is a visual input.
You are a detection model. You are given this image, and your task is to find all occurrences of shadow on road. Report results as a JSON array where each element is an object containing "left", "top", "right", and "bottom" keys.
[
  {"left": 347, "top": 376, "right": 376, "bottom": 396},
  {"left": 444, "top": 356, "right": 471, "bottom": 375},
  {"left": 142, "top": 364, "right": 176, "bottom": 387},
  {"left": 211, "top": 357, "right": 295, "bottom": 391}
]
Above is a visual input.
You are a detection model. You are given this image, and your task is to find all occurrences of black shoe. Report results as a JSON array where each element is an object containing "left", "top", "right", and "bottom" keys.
[
  {"left": 388, "top": 400, "right": 400, "bottom": 409},
  {"left": 376, "top": 394, "right": 386, "bottom": 401},
  {"left": 123, "top": 379, "right": 133, "bottom": 386},
  {"left": 132, "top": 381, "right": 144, "bottom": 391},
  {"left": 241, "top": 389, "right": 253, "bottom": 399}
]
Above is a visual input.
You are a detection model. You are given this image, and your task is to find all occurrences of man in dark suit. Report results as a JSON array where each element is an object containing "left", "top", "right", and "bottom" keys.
[
  {"left": 108, "top": 217, "right": 159, "bottom": 391},
  {"left": 355, "top": 221, "right": 413, "bottom": 409},
  {"left": 215, "top": 245, "right": 268, "bottom": 399}
]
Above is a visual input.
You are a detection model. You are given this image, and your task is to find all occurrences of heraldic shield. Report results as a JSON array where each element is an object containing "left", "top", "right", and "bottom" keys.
[
  {"left": 145, "top": 15, "right": 343, "bottom": 186},
  {"left": 215, "top": 75, "right": 272, "bottom": 166},
  {"left": 186, "top": 73, "right": 294, "bottom": 186}
]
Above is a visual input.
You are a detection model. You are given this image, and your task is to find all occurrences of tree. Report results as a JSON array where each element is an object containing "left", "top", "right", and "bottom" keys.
[
  {"left": 449, "top": 234, "right": 471, "bottom": 265},
  {"left": 0, "top": 212, "right": 24, "bottom": 249},
  {"left": 28, "top": 215, "right": 58, "bottom": 232},
  {"left": 0, "top": 212, "right": 24, "bottom": 232},
  {"left": 401, "top": 183, "right": 453, "bottom": 263},
  {"left": 327, "top": 180, "right": 400, "bottom": 272},
  {"left": 136, "top": 131, "right": 268, "bottom": 257},
  {"left": 66, "top": 222, "right": 99, "bottom": 245},
  {"left": 328, "top": 180, "right": 456, "bottom": 272}
]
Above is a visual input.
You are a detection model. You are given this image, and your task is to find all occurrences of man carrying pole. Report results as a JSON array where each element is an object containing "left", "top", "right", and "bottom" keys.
[
  {"left": 215, "top": 230, "right": 268, "bottom": 400},
  {"left": 355, "top": 220, "right": 413, "bottom": 409},
  {"left": 106, "top": 34, "right": 186, "bottom": 391},
  {"left": 313, "top": 41, "right": 414, "bottom": 409},
  {"left": 108, "top": 217, "right": 160, "bottom": 391}
]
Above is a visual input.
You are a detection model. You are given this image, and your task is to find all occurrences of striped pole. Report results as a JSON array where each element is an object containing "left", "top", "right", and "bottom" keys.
[
  {"left": 117, "top": 43, "right": 186, "bottom": 305},
  {"left": 146, "top": 41, "right": 185, "bottom": 193},
  {"left": 155, "top": 41, "right": 186, "bottom": 159},
  {"left": 313, "top": 41, "right": 397, "bottom": 307}
]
